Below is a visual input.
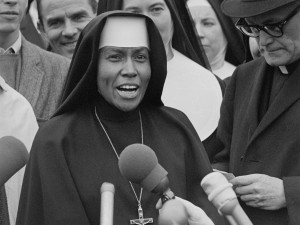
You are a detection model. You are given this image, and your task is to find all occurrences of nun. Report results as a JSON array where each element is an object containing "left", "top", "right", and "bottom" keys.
[
  {"left": 16, "top": 11, "right": 220, "bottom": 225},
  {"left": 97, "top": 0, "right": 225, "bottom": 172},
  {"left": 187, "top": 0, "right": 245, "bottom": 79}
]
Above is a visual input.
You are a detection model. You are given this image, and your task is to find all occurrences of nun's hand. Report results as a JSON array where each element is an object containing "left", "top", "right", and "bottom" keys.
[
  {"left": 156, "top": 197, "right": 214, "bottom": 225},
  {"left": 230, "top": 174, "right": 286, "bottom": 210}
]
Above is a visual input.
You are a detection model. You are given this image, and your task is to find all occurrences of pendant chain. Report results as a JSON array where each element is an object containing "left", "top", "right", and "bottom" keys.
[{"left": 94, "top": 106, "right": 144, "bottom": 206}]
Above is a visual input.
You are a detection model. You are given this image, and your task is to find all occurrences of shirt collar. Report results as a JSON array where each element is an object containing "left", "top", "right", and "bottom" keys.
[
  {"left": 10, "top": 31, "right": 22, "bottom": 53},
  {"left": 0, "top": 76, "right": 8, "bottom": 93},
  {"left": 0, "top": 31, "right": 22, "bottom": 54}
]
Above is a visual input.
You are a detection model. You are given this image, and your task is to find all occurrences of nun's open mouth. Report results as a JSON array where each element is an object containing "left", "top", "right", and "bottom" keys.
[{"left": 117, "top": 85, "right": 139, "bottom": 98}]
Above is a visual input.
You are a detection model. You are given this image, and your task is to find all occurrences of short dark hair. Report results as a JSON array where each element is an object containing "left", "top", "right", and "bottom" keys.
[{"left": 36, "top": 0, "right": 97, "bottom": 26}]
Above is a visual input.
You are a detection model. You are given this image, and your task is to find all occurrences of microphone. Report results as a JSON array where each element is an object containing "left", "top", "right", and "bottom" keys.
[
  {"left": 119, "top": 144, "right": 173, "bottom": 199},
  {"left": 100, "top": 182, "right": 115, "bottom": 225},
  {"left": 0, "top": 136, "right": 29, "bottom": 186},
  {"left": 201, "top": 172, "right": 253, "bottom": 225},
  {"left": 157, "top": 198, "right": 188, "bottom": 225},
  {"left": 119, "top": 143, "right": 188, "bottom": 225}
]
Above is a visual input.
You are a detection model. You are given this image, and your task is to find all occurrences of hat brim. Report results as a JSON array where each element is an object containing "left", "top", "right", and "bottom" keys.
[{"left": 221, "top": 0, "right": 297, "bottom": 17}]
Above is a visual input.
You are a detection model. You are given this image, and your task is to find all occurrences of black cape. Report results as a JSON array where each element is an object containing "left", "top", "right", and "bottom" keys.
[{"left": 17, "top": 11, "right": 224, "bottom": 225}]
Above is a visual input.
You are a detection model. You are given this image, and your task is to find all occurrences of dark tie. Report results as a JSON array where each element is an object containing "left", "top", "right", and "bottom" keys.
[{"left": 0, "top": 186, "right": 10, "bottom": 225}]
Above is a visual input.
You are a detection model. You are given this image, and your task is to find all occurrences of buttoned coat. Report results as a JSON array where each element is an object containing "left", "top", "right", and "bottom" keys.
[
  {"left": 18, "top": 37, "right": 70, "bottom": 121},
  {"left": 214, "top": 57, "right": 300, "bottom": 225}
]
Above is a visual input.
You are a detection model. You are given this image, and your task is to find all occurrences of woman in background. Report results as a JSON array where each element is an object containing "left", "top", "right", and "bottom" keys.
[{"left": 187, "top": 0, "right": 245, "bottom": 79}]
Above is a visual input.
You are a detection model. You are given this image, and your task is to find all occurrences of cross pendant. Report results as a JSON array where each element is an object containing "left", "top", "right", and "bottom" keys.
[{"left": 130, "top": 204, "right": 153, "bottom": 225}]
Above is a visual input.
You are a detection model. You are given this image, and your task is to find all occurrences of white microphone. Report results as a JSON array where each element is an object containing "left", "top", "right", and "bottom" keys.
[
  {"left": 201, "top": 172, "right": 253, "bottom": 225},
  {"left": 158, "top": 197, "right": 188, "bottom": 225},
  {"left": 0, "top": 136, "right": 28, "bottom": 186},
  {"left": 100, "top": 182, "right": 115, "bottom": 225}
]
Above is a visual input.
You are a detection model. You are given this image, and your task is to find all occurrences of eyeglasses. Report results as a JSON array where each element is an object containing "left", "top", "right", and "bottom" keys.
[{"left": 235, "top": 5, "right": 300, "bottom": 37}]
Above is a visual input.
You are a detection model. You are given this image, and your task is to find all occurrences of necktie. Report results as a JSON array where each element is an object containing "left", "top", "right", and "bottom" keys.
[{"left": 0, "top": 186, "right": 10, "bottom": 225}]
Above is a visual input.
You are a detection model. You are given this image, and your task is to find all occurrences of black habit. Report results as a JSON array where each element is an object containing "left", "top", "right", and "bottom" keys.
[{"left": 17, "top": 11, "right": 221, "bottom": 225}]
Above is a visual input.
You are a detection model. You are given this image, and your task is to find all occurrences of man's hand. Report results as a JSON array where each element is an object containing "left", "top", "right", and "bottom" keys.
[
  {"left": 230, "top": 174, "right": 286, "bottom": 210},
  {"left": 156, "top": 197, "right": 214, "bottom": 225}
]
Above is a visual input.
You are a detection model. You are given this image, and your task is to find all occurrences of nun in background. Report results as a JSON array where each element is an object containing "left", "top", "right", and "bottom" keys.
[
  {"left": 187, "top": 0, "right": 246, "bottom": 79},
  {"left": 16, "top": 11, "right": 222, "bottom": 225},
  {"left": 97, "top": 0, "right": 225, "bottom": 172}
]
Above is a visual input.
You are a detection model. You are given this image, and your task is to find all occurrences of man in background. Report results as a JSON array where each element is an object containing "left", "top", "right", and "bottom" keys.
[
  {"left": 213, "top": 0, "right": 300, "bottom": 224},
  {"left": 0, "top": 0, "right": 70, "bottom": 122},
  {"left": 36, "top": 0, "right": 97, "bottom": 59}
]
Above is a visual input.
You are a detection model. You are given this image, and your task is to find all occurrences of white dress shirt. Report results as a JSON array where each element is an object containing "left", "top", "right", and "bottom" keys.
[
  {"left": 0, "top": 76, "right": 38, "bottom": 225},
  {"left": 0, "top": 31, "right": 22, "bottom": 54}
]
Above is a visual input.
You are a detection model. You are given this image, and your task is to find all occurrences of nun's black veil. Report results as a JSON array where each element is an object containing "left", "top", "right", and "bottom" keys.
[
  {"left": 205, "top": 0, "right": 246, "bottom": 66},
  {"left": 97, "top": 0, "right": 211, "bottom": 70}
]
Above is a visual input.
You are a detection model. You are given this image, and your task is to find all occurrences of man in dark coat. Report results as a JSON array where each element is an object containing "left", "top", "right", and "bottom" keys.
[{"left": 213, "top": 0, "right": 300, "bottom": 224}]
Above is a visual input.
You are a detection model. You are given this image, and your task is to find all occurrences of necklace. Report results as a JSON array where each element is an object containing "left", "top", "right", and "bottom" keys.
[{"left": 94, "top": 106, "right": 153, "bottom": 225}]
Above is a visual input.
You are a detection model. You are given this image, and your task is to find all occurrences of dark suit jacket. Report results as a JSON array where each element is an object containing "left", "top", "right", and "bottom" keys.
[{"left": 214, "top": 57, "right": 300, "bottom": 225}]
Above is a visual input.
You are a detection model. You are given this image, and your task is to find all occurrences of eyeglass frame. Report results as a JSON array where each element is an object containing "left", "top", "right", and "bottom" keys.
[{"left": 235, "top": 5, "right": 300, "bottom": 38}]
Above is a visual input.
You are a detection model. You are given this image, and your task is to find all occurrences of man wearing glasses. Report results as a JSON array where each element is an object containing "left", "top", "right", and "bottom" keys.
[{"left": 212, "top": 0, "right": 300, "bottom": 224}]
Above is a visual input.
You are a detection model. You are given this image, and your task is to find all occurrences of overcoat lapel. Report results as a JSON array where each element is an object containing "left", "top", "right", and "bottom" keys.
[
  {"left": 18, "top": 37, "right": 44, "bottom": 109},
  {"left": 245, "top": 59, "right": 268, "bottom": 140},
  {"left": 248, "top": 62, "right": 300, "bottom": 145}
]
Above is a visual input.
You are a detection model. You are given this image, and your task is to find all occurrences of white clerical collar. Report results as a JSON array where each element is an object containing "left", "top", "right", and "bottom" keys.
[
  {"left": 279, "top": 66, "right": 288, "bottom": 75},
  {"left": 0, "top": 31, "right": 22, "bottom": 54}
]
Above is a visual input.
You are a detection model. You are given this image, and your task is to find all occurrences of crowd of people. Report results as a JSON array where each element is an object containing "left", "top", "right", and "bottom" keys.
[{"left": 1, "top": 0, "right": 300, "bottom": 224}]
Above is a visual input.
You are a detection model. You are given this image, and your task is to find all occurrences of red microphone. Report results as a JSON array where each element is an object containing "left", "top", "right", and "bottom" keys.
[
  {"left": 100, "top": 182, "right": 115, "bottom": 225},
  {"left": 0, "top": 136, "right": 28, "bottom": 186},
  {"left": 118, "top": 144, "right": 188, "bottom": 225}
]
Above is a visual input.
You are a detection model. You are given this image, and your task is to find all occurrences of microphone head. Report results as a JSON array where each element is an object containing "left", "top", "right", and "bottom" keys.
[
  {"left": 0, "top": 136, "right": 29, "bottom": 186},
  {"left": 119, "top": 144, "right": 168, "bottom": 192},
  {"left": 101, "top": 182, "right": 115, "bottom": 194}
]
